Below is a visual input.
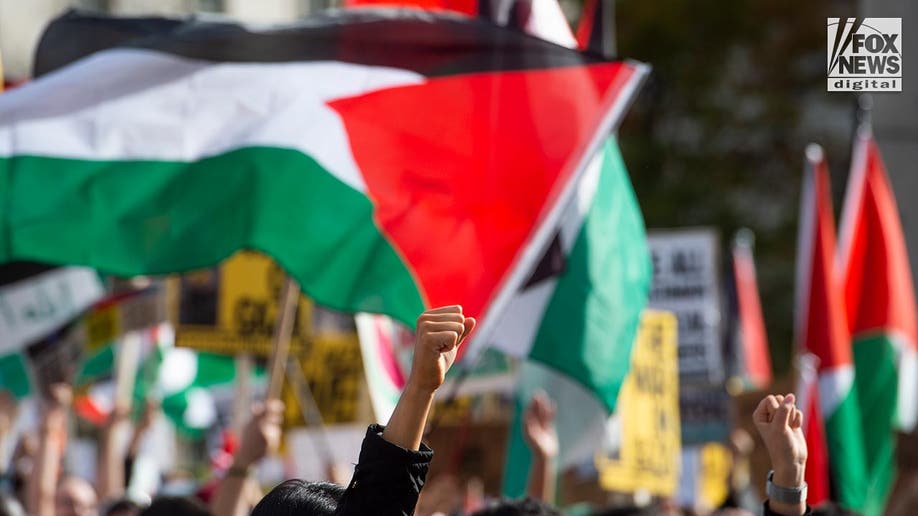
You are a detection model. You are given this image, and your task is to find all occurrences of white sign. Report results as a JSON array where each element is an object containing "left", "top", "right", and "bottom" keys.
[
  {"left": 0, "top": 267, "right": 104, "bottom": 354},
  {"left": 647, "top": 229, "right": 723, "bottom": 384},
  {"left": 828, "top": 17, "right": 902, "bottom": 92}
]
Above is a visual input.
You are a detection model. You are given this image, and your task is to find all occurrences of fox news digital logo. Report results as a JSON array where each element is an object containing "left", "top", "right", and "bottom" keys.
[{"left": 828, "top": 18, "right": 902, "bottom": 92}]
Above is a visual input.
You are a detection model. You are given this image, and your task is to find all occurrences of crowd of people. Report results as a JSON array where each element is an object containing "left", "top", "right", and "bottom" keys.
[{"left": 0, "top": 305, "right": 898, "bottom": 515}]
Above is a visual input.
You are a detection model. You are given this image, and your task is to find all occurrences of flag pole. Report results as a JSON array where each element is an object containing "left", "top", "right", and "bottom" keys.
[
  {"left": 231, "top": 353, "right": 253, "bottom": 436},
  {"left": 285, "top": 359, "right": 335, "bottom": 469},
  {"left": 266, "top": 276, "right": 300, "bottom": 401}
]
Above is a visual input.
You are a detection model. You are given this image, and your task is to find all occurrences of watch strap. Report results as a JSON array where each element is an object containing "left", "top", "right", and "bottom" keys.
[{"left": 766, "top": 470, "right": 807, "bottom": 504}]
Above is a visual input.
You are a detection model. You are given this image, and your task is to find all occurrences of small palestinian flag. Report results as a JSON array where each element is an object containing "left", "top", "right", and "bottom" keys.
[{"left": 1, "top": 9, "right": 646, "bottom": 343}]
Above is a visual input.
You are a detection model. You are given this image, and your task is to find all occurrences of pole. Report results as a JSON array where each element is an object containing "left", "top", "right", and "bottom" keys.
[
  {"left": 266, "top": 276, "right": 300, "bottom": 401},
  {"left": 285, "top": 359, "right": 335, "bottom": 467},
  {"left": 231, "top": 354, "right": 253, "bottom": 436}
]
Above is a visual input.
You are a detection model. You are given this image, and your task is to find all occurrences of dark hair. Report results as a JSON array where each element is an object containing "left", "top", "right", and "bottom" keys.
[
  {"left": 471, "top": 497, "right": 563, "bottom": 516},
  {"left": 104, "top": 498, "right": 143, "bottom": 516},
  {"left": 252, "top": 480, "right": 346, "bottom": 516},
  {"left": 139, "top": 497, "right": 211, "bottom": 516}
]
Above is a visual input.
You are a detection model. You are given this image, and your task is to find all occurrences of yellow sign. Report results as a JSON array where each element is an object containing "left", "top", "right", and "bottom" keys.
[
  {"left": 697, "top": 442, "right": 733, "bottom": 509},
  {"left": 282, "top": 332, "right": 365, "bottom": 427},
  {"left": 596, "top": 310, "right": 681, "bottom": 496},
  {"left": 177, "top": 251, "right": 313, "bottom": 356}
]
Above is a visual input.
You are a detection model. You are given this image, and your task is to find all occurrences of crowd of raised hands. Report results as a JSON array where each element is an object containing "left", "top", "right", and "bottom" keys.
[{"left": 0, "top": 305, "right": 884, "bottom": 516}]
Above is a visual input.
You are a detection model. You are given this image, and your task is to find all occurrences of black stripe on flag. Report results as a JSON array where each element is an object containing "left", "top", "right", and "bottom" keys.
[{"left": 35, "top": 8, "right": 606, "bottom": 78}]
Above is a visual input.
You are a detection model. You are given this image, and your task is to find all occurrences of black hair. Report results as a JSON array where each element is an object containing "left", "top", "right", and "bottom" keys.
[
  {"left": 470, "top": 497, "right": 563, "bottom": 516},
  {"left": 252, "top": 480, "right": 346, "bottom": 516},
  {"left": 104, "top": 498, "right": 143, "bottom": 516},
  {"left": 139, "top": 496, "right": 211, "bottom": 516}
]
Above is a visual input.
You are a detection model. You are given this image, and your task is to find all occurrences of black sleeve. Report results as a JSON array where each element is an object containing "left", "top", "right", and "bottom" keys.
[
  {"left": 334, "top": 424, "right": 433, "bottom": 516},
  {"left": 763, "top": 501, "right": 813, "bottom": 516}
]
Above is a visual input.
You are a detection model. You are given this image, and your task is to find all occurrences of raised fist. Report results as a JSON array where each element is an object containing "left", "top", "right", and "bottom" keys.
[
  {"left": 753, "top": 393, "right": 807, "bottom": 488},
  {"left": 409, "top": 305, "right": 476, "bottom": 393}
]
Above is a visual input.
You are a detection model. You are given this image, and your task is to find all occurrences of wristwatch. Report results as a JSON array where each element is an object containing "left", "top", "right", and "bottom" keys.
[{"left": 766, "top": 470, "right": 807, "bottom": 504}]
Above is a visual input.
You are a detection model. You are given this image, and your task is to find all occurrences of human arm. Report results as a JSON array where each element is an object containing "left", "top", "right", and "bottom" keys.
[
  {"left": 336, "top": 305, "right": 475, "bottom": 516},
  {"left": 753, "top": 393, "right": 810, "bottom": 516},
  {"left": 27, "top": 384, "right": 71, "bottom": 516},
  {"left": 97, "top": 406, "right": 130, "bottom": 501},
  {"left": 211, "top": 400, "right": 283, "bottom": 516},
  {"left": 523, "top": 391, "right": 558, "bottom": 503}
]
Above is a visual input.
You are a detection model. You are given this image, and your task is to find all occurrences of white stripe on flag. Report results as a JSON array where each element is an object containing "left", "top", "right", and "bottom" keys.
[{"left": 0, "top": 49, "right": 424, "bottom": 194}]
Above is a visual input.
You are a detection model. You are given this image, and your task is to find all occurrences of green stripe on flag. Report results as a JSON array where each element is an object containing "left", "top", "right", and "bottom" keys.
[
  {"left": 0, "top": 353, "right": 31, "bottom": 398},
  {"left": 853, "top": 333, "right": 899, "bottom": 515},
  {"left": 1, "top": 147, "right": 424, "bottom": 325},
  {"left": 825, "top": 387, "right": 869, "bottom": 509}
]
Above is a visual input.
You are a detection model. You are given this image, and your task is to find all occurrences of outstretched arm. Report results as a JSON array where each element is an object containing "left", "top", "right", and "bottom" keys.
[
  {"left": 753, "top": 393, "right": 809, "bottom": 516},
  {"left": 523, "top": 391, "right": 558, "bottom": 503}
]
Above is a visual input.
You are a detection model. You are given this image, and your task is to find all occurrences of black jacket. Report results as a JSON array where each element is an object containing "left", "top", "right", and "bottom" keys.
[
  {"left": 764, "top": 501, "right": 812, "bottom": 516},
  {"left": 335, "top": 424, "right": 433, "bottom": 516}
]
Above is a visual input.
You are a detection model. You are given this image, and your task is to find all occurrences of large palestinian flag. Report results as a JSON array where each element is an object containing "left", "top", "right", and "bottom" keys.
[{"left": 0, "top": 9, "right": 646, "bottom": 342}]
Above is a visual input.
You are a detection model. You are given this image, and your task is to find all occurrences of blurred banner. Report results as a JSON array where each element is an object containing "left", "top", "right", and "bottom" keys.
[
  {"left": 647, "top": 229, "right": 730, "bottom": 444},
  {"left": 596, "top": 310, "right": 680, "bottom": 497},
  {"left": 0, "top": 266, "right": 104, "bottom": 354}
]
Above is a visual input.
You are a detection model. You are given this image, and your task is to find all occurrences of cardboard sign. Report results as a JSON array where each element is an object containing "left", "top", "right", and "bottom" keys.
[
  {"left": 176, "top": 251, "right": 313, "bottom": 355},
  {"left": 596, "top": 310, "right": 681, "bottom": 496}
]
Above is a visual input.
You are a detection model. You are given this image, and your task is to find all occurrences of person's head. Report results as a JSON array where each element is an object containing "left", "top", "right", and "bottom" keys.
[
  {"left": 104, "top": 498, "right": 143, "bottom": 516},
  {"left": 56, "top": 476, "right": 99, "bottom": 516},
  {"left": 252, "top": 479, "right": 345, "bottom": 516},
  {"left": 139, "top": 497, "right": 210, "bottom": 516},
  {"left": 470, "top": 497, "right": 562, "bottom": 516}
]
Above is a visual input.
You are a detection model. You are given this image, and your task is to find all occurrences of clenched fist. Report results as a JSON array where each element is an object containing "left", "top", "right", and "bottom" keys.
[
  {"left": 408, "top": 305, "right": 476, "bottom": 394},
  {"left": 753, "top": 393, "right": 807, "bottom": 488}
]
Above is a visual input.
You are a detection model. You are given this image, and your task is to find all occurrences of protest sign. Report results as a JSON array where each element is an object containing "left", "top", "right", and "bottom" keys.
[{"left": 596, "top": 310, "right": 681, "bottom": 496}]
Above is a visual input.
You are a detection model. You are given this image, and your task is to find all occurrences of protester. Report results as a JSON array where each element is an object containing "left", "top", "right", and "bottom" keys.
[
  {"left": 253, "top": 305, "right": 475, "bottom": 515},
  {"left": 521, "top": 392, "right": 558, "bottom": 504},
  {"left": 211, "top": 400, "right": 285, "bottom": 516},
  {"left": 753, "top": 393, "right": 810, "bottom": 516}
]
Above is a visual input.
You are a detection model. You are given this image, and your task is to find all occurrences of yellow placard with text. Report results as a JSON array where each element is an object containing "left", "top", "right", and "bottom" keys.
[
  {"left": 596, "top": 310, "right": 681, "bottom": 496},
  {"left": 282, "top": 331, "right": 366, "bottom": 428},
  {"left": 177, "top": 251, "right": 313, "bottom": 355}
]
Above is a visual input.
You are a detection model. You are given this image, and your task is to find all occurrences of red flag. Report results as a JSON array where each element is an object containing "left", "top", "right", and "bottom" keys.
[
  {"left": 731, "top": 231, "right": 773, "bottom": 389},
  {"left": 795, "top": 353, "right": 830, "bottom": 505}
]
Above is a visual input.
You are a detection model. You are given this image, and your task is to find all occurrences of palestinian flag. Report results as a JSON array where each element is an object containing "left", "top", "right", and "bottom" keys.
[
  {"left": 795, "top": 144, "right": 867, "bottom": 509},
  {"left": 495, "top": 137, "right": 651, "bottom": 497},
  {"left": 1, "top": 9, "right": 646, "bottom": 346},
  {"left": 837, "top": 130, "right": 918, "bottom": 515}
]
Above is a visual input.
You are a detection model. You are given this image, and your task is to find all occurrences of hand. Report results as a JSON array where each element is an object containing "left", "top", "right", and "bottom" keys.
[
  {"left": 234, "top": 400, "right": 284, "bottom": 469},
  {"left": 752, "top": 393, "right": 807, "bottom": 488},
  {"left": 407, "top": 306, "right": 476, "bottom": 394},
  {"left": 44, "top": 383, "right": 72, "bottom": 415},
  {"left": 523, "top": 391, "right": 558, "bottom": 460}
]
